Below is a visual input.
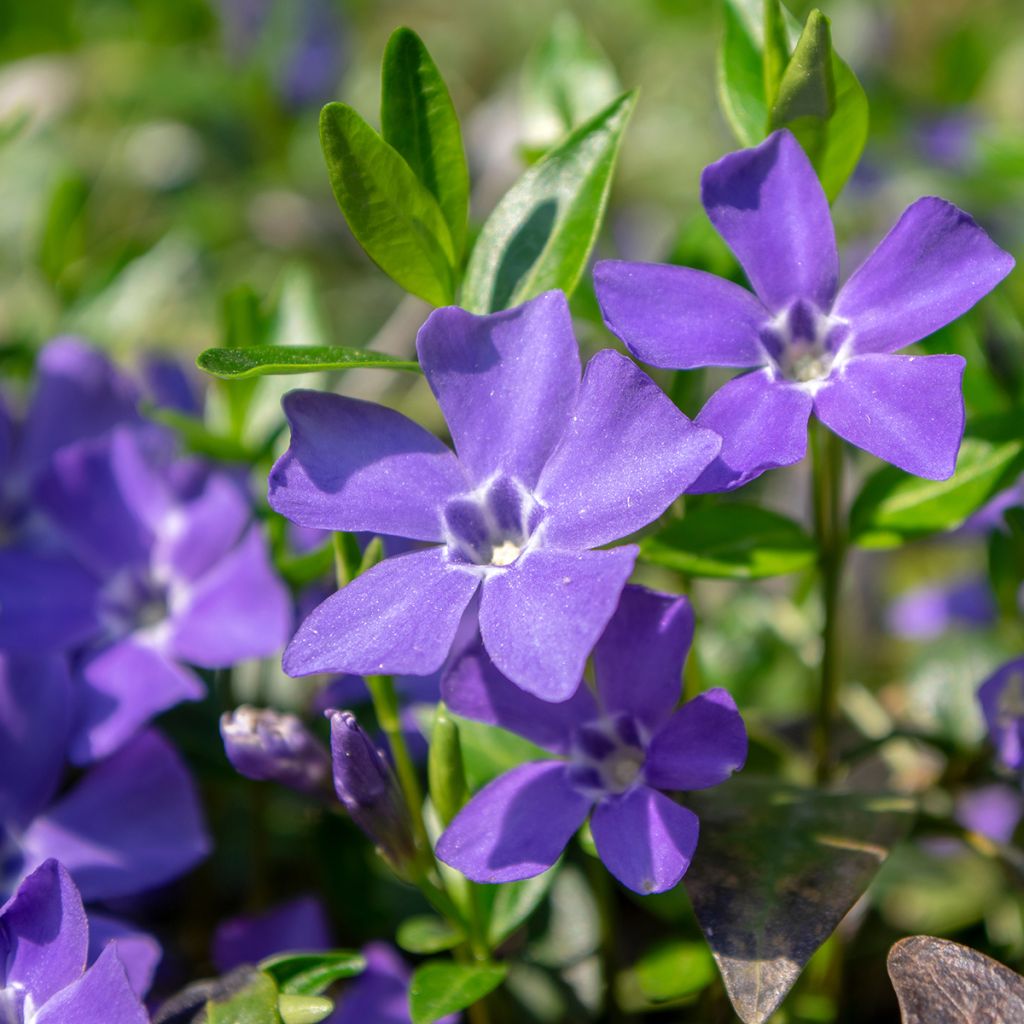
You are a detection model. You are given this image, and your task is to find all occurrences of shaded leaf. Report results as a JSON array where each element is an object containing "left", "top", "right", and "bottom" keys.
[
  {"left": 381, "top": 28, "right": 469, "bottom": 259},
  {"left": 409, "top": 961, "right": 507, "bottom": 1024},
  {"left": 429, "top": 705, "right": 469, "bottom": 827},
  {"left": 814, "top": 51, "right": 869, "bottom": 201},
  {"left": 487, "top": 860, "right": 562, "bottom": 947},
  {"left": 641, "top": 503, "right": 817, "bottom": 579},
  {"left": 683, "top": 777, "right": 914, "bottom": 1024},
  {"left": 461, "top": 91, "right": 635, "bottom": 313},
  {"left": 397, "top": 915, "right": 465, "bottom": 955},
  {"left": 319, "top": 102, "right": 456, "bottom": 306},
  {"left": 888, "top": 936, "right": 1024, "bottom": 1023},
  {"left": 196, "top": 345, "right": 421, "bottom": 380},
  {"left": 260, "top": 950, "right": 365, "bottom": 996},
  {"left": 452, "top": 716, "right": 549, "bottom": 790},
  {"left": 616, "top": 939, "right": 716, "bottom": 1011}
]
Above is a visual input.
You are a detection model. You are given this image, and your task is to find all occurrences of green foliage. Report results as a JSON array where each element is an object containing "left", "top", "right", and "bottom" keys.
[
  {"left": 205, "top": 969, "right": 283, "bottom": 1024},
  {"left": 616, "top": 939, "right": 717, "bottom": 1011},
  {"left": 452, "top": 715, "right": 549, "bottom": 790},
  {"left": 196, "top": 345, "right": 421, "bottom": 380},
  {"left": 428, "top": 704, "right": 468, "bottom": 826},
  {"left": 397, "top": 915, "right": 466, "bottom": 955},
  {"left": 259, "top": 950, "right": 366, "bottom": 996},
  {"left": 276, "top": 995, "right": 335, "bottom": 1024},
  {"left": 408, "top": 961, "right": 508, "bottom": 1024},
  {"left": 486, "top": 860, "right": 562, "bottom": 948}
]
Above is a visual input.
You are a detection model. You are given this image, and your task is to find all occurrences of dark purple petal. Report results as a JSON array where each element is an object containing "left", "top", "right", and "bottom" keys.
[
  {"left": 479, "top": 546, "right": 636, "bottom": 701},
  {"left": 0, "top": 860, "right": 87, "bottom": 1007},
  {"left": 283, "top": 548, "right": 480, "bottom": 677},
  {"left": 645, "top": 688, "right": 748, "bottom": 791},
  {"left": 212, "top": 896, "right": 331, "bottom": 973},
  {"left": 978, "top": 658, "right": 1024, "bottom": 771},
  {"left": 689, "top": 369, "right": 813, "bottom": 493},
  {"left": 701, "top": 130, "right": 838, "bottom": 312},
  {"left": 442, "top": 642, "right": 597, "bottom": 753},
  {"left": 592, "top": 586, "right": 693, "bottom": 728},
  {"left": 0, "top": 547, "right": 101, "bottom": 653},
  {"left": 34, "top": 943, "right": 148, "bottom": 1024},
  {"left": 167, "top": 525, "right": 292, "bottom": 667},
  {"left": 436, "top": 761, "right": 590, "bottom": 883},
  {"left": 269, "top": 390, "right": 466, "bottom": 541},
  {"left": 0, "top": 395, "right": 11, "bottom": 483},
  {"left": 833, "top": 197, "right": 1015, "bottom": 356},
  {"left": 537, "top": 351, "right": 721, "bottom": 549},
  {"left": 24, "top": 730, "right": 210, "bottom": 902},
  {"left": 334, "top": 943, "right": 421, "bottom": 1024},
  {"left": 416, "top": 291, "right": 581, "bottom": 488},
  {"left": 87, "top": 914, "right": 162, "bottom": 998},
  {"left": 814, "top": 353, "right": 965, "bottom": 480},
  {"left": 590, "top": 785, "right": 699, "bottom": 894},
  {"left": 0, "top": 654, "right": 72, "bottom": 826},
  {"left": 72, "top": 636, "right": 205, "bottom": 764},
  {"left": 594, "top": 260, "right": 768, "bottom": 369}
]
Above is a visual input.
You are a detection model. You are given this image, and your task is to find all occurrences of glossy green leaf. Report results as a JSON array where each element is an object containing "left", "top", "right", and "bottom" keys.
[
  {"left": 684, "top": 778, "right": 914, "bottom": 1024},
  {"left": 319, "top": 102, "right": 456, "bottom": 306},
  {"left": 616, "top": 940, "right": 717, "bottom": 1011},
  {"left": 206, "top": 969, "right": 282, "bottom": 1024},
  {"left": 460, "top": 90, "right": 636, "bottom": 313},
  {"left": 718, "top": 0, "right": 767, "bottom": 146},
  {"left": 396, "top": 915, "right": 465, "bottom": 955},
  {"left": 487, "top": 860, "right": 561, "bottom": 947},
  {"left": 277, "top": 995, "right": 334, "bottom": 1024},
  {"left": 452, "top": 715, "right": 548, "bottom": 790},
  {"left": 409, "top": 962, "right": 507, "bottom": 1024},
  {"left": 850, "top": 415, "right": 1024, "bottom": 548},
  {"left": 260, "top": 950, "right": 365, "bottom": 996},
  {"left": 381, "top": 28, "right": 469, "bottom": 259},
  {"left": 196, "top": 345, "right": 421, "bottom": 380},
  {"left": 641, "top": 503, "right": 817, "bottom": 579},
  {"left": 761, "top": 0, "right": 789, "bottom": 110},
  {"left": 813, "top": 50, "right": 869, "bottom": 200}
]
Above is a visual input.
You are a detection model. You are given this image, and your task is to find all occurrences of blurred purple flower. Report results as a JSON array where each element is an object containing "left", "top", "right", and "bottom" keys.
[
  {"left": 978, "top": 657, "right": 1024, "bottom": 771},
  {"left": 436, "top": 586, "right": 747, "bottom": 894},
  {"left": 915, "top": 111, "right": 981, "bottom": 172},
  {"left": 955, "top": 784, "right": 1023, "bottom": 845},
  {"left": 213, "top": 896, "right": 332, "bottom": 974},
  {"left": 596, "top": 129, "right": 1014, "bottom": 491},
  {"left": 270, "top": 290, "right": 720, "bottom": 701},
  {"left": 887, "top": 577, "right": 996, "bottom": 639},
  {"left": 963, "top": 474, "right": 1024, "bottom": 534}
]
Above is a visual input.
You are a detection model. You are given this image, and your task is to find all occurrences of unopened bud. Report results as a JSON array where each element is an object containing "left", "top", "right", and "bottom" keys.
[
  {"left": 428, "top": 704, "right": 468, "bottom": 827},
  {"left": 220, "top": 706, "right": 331, "bottom": 797}
]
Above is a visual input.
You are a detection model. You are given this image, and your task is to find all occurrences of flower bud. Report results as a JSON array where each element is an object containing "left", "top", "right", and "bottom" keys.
[
  {"left": 428, "top": 704, "right": 468, "bottom": 827},
  {"left": 220, "top": 706, "right": 331, "bottom": 797}
]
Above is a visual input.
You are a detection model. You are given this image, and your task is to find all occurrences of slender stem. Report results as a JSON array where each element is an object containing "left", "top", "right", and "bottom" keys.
[
  {"left": 810, "top": 424, "right": 845, "bottom": 784},
  {"left": 586, "top": 856, "right": 624, "bottom": 1023}
]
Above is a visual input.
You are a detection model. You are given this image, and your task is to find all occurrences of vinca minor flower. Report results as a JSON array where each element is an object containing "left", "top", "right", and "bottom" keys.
[
  {"left": 595, "top": 129, "right": 1014, "bottom": 491},
  {"left": 978, "top": 657, "right": 1024, "bottom": 771},
  {"left": 436, "top": 586, "right": 747, "bottom": 894},
  {"left": 270, "top": 290, "right": 720, "bottom": 701}
]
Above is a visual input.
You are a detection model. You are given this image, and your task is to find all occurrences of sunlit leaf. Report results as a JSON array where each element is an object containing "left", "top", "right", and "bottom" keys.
[
  {"left": 206, "top": 968, "right": 282, "bottom": 1024},
  {"left": 260, "top": 950, "right": 365, "bottom": 996},
  {"left": 409, "top": 961, "right": 507, "bottom": 1024},
  {"left": 616, "top": 939, "right": 716, "bottom": 1012},
  {"left": 196, "top": 345, "right": 421, "bottom": 380}
]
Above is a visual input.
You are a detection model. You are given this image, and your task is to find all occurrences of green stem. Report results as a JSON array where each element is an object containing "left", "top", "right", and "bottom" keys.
[
  {"left": 586, "top": 856, "right": 624, "bottom": 1023},
  {"left": 810, "top": 425, "right": 845, "bottom": 784}
]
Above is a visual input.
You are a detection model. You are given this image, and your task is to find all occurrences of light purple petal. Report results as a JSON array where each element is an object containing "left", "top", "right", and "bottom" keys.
[
  {"left": 591, "top": 786, "right": 699, "bottom": 894},
  {"left": 0, "top": 653, "right": 73, "bottom": 826},
  {"left": 213, "top": 896, "right": 331, "bottom": 973},
  {"left": 72, "top": 636, "right": 205, "bottom": 764},
  {"left": 268, "top": 390, "right": 465, "bottom": 541},
  {"left": 701, "top": 130, "right": 838, "bottom": 312},
  {"left": 887, "top": 578, "right": 996, "bottom": 640},
  {"left": 814, "top": 353, "right": 965, "bottom": 480},
  {"left": 645, "top": 688, "right": 748, "bottom": 791},
  {"left": 0, "top": 860, "right": 87, "bottom": 1007},
  {"left": 689, "top": 368, "right": 813, "bottom": 493},
  {"left": 833, "top": 197, "right": 1015, "bottom": 356},
  {"left": 283, "top": 548, "right": 480, "bottom": 677},
  {"left": 955, "top": 785, "right": 1023, "bottom": 846},
  {"left": 479, "top": 546, "right": 636, "bottom": 702},
  {"left": 87, "top": 914, "right": 162, "bottom": 998},
  {"left": 594, "top": 260, "right": 768, "bottom": 370},
  {"left": 167, "top": 525, "right": 292, "bottom": 667},
  {"left": 436, "top": 761, "right": 590, "bottom": 883},
  {"left": 416, "top": 291, "right": 581, "bottom": 487},
  {"left": 978, "top": 658, "right": 1024, "bottom": 771},
  {"left": 0, "top": 395, "right": 11, "bottom": 482},
  {"left": 34, "top": 943, "right": 148, "bottom": 1024},
  {"left": 593, "top": 586, "right": 693, "bottom": 728},
  {"left": 442, "top": 642, "right": 597, "bottom": 754},
  {"left": 24, "top": 730, "right": 210, "bottom": 902},
  {"left": 537, "top": 351, "right": 721, "bottom": 549}
]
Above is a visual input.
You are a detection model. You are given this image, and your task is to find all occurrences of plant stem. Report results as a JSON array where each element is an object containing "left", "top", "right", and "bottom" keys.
[{"left": 810, "top": 424, "right": 845, "bottom": 784}]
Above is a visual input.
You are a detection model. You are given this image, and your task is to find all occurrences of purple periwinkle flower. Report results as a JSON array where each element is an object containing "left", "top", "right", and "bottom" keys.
[
  {"left": 886, "top": 577, "right": 996, "bottom": 639},
  {"left": 213, "top": 896, "right": 332, "bottom": 974},
  {"left": 221, "top": 706, "right": 332, "bottom": 796},
  {"left": 0, "top": 860, "right": 148, "bottom": 1024},
  {"left": 435, "top": 586, "right": 747, "bottom": 894},
  {"left": 595, "top": 129, "right": 1014, "bottom": 490},
  {"left": 978, "top": 657, "right": 1024, "bottom": 771},
  {"left": 270, "top": 290, "right": 721, "bottom": 701},
  {"left": 954, "top": 785, "right": 1023, "bottom": 846}
]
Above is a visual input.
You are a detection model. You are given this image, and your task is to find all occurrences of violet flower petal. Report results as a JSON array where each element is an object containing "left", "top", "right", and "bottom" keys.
[
  {"left": 590, "top": 786, "right": 699, "bottom": 894},
  {"left": 212, "top": 896, "right": 331, "bottom": 973},
  {"left": 814, "top": 353, "right": 965, "bottom": 480},
  {"left": 417, "top": 290, "right": 581, "bottom": 488},
  {"left": 594, "top": 260, "right": 768, "bottom": 369},
  {"left": 269, "top": 390, "right": 466, "bottom": 541},
  {"left": 955, "top": 785, "right": 1024, "bottom": 846},
  {"left": 537, "top": 350, "right": 721, "bottom": 550},
  {"left": 833, "top": 197, "right": 1015, "bottom": 357},
  {"left": 478, "top": 546, "right": 636, "bottom": 702},
  {"left": 435, "top": 761, "right": 590, "bottom": 883},
  {"left": 34, "top": 943, "right": 147, "bottom": 1024},
  {"left": 645, "top": 688, "right": 748, "bottom": 791},
  {"left": 978, "top": 658, "right": 1024, "bottom": 771},
  {"left": 283, "top": 548, "right": 480, "bottom": 677},
  {"left": 87, "top": 914, "right": 162, "bottom": 998},
  {"left": 701, "top": 129, "right": 838, "bottom": 312}
]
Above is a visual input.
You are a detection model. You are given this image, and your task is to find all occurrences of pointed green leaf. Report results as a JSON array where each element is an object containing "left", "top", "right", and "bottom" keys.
[
  {"left": 260, "top": 950, "right": 366, "bottom": 996},
  {"left": 814, "top": 51, "right": 869, "bottom": 200},
  {"left": 460, "top": 90, "right": 636, "bottom": 313},
  {"left": 718, "top": 0, "right": 771, "bottom": 146},
  {"left": 762, "top": 0, "right": 789, "bottom": 110},
  {"left": 769, "top": 10, "right": 835, "bottom": 130},
  {"left": 381, "top": 28, "right": 469, "bottom": 260},
  {"left": 397, "top": 915, "right": 466, "bottom": 955},
  {"left": 409, "top": 962, "right": 507, "bottom": 1024},
  {"left": 196, "top": 345, "right": 421, "bottom": 380},
  {"left": 319, "top": 102, "right": 456, "bottom": 306}
]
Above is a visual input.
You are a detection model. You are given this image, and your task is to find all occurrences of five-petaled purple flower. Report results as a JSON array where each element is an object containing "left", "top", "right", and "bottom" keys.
[
  {"left": 595, "top": 129, "right": 1014, "bottom": 491},
  {"left": 436, "top": 585, "right": 747, "bottom": 894},
  {"left": 978, "top": 657, "right": 1024, "bottom": 771},
  {"left": 269, "top": 290, "right": 720, "bottom": 701}
]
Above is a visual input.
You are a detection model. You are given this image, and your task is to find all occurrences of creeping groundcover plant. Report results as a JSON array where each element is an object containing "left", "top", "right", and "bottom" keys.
[{"left": 4, "top": 4, "right": 1024, "bottom": 1023}]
